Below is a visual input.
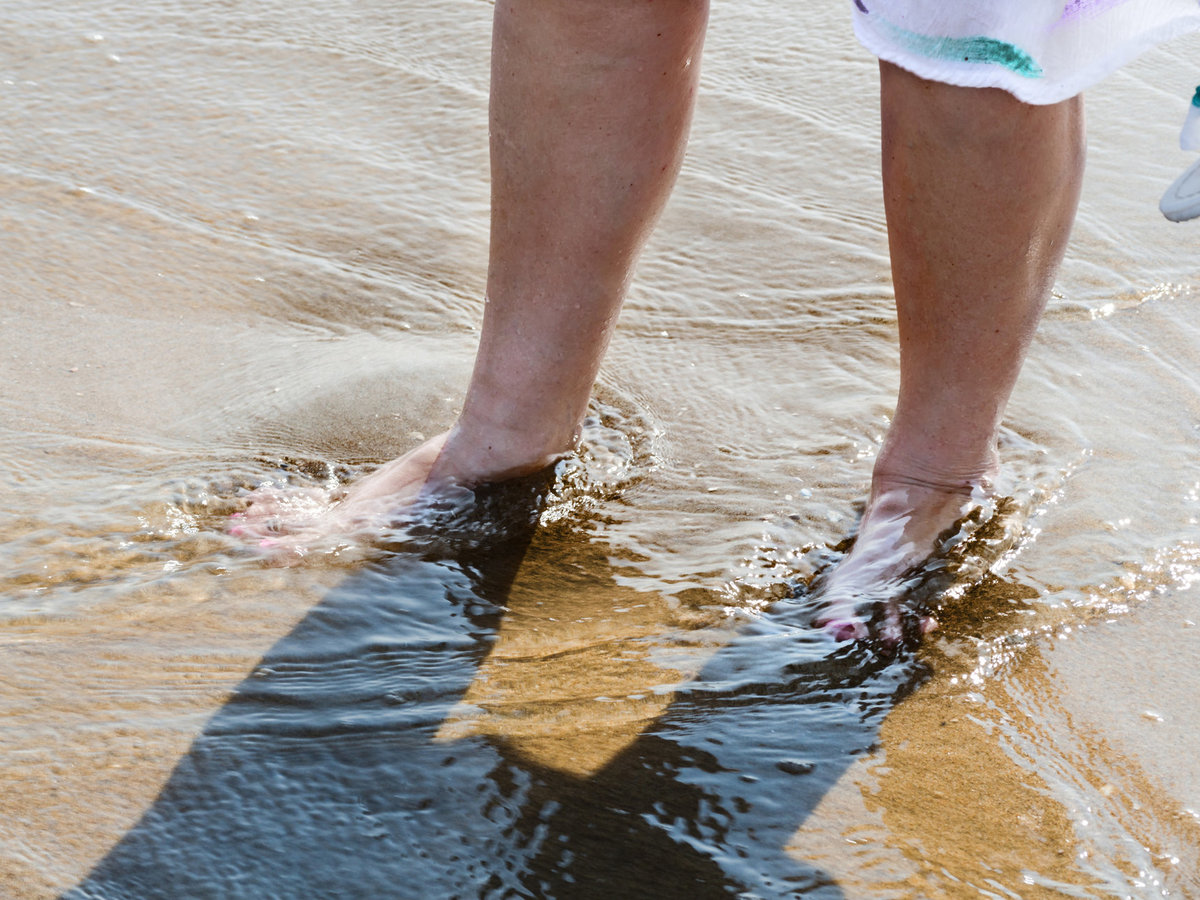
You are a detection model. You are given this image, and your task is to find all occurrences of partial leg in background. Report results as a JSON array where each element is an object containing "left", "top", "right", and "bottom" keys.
[{"left": 817, "top": 61, "right": 1085, "bottom": 640}]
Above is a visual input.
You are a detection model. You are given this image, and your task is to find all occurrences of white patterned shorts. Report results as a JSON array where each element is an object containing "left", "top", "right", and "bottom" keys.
[{"left": 852, "top": 0, "right": 1200, "bottom": 102}]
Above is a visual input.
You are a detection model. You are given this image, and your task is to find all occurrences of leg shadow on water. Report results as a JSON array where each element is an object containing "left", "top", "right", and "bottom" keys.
[{"left": 65, "top": 480, "right": 927, "bottom": 900}]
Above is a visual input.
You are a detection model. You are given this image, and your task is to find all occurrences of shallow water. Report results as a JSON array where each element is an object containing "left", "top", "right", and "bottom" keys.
[{"left": 3, "top": 0, "right": 1200, "bottom": 896}]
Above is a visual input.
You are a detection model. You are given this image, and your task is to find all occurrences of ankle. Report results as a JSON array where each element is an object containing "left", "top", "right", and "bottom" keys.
[
  {"left": 431, "top": 415, "right": 577, "bottom": 486},
  {"left": 870, "top": 444, "right": 999, "bottom": 499},
  {"left": 869, "top": 467, "right": 995, "bottom": 499}
]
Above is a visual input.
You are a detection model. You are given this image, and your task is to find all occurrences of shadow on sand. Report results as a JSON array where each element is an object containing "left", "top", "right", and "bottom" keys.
[{"left": 65, "top": 483, "right": 927, "bottom": 900}]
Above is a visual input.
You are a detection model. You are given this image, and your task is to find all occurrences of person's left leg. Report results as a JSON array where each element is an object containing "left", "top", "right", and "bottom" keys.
[{"left": 817, "top": 61, "right": 1086, "bottom": 641}]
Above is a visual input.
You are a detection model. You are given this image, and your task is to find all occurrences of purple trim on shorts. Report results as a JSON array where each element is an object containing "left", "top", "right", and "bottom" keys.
[{"left": 1059, "top": 0, "right": 1128, "bottom": 22}]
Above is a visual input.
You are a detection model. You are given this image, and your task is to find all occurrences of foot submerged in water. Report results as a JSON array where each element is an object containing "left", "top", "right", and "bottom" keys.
[
  {"left": 230, "top": 427, "right": 570, "bottom": 563},
  {"left": 811, "top": 476, "right": 995, "bottom": 645},
  {"left": 230, "top": 432, "right": 465, "bottom": 563}
]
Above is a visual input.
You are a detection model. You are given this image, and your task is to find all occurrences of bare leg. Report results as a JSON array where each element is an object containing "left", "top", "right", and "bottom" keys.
[
  {"left": 239, "top": 0, "right": 708, "bottom": 543},
  {"left": 438, "top": 0, "right": 708, "bottom": 482},
  {"left": 818, "top": 62, "right": 1085, "bottom": 640}
]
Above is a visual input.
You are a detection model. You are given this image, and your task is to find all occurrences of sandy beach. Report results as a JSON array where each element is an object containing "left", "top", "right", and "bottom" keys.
[{"left": 3, "top": 0, "right": 1200, "bottom": 896}]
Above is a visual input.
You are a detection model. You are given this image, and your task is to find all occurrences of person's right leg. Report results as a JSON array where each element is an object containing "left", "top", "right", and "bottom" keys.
[
  {"left": 444, "top": 0, "right": 709, "bottom": 483},
  {"left": 817, "top": 61, "right": 1086, "bottom": 641},
  {"left": 240, "top": 0, "right": 708, "bottom": 541}
]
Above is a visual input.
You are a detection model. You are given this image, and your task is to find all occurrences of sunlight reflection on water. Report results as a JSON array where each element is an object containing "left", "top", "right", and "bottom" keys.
[{"left": 2, "top": 0, "right": 1200, "bottom": 896}]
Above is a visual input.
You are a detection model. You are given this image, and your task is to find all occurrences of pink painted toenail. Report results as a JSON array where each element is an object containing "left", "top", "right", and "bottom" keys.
[
  {"left": 229, "top": 525, "right": 245, "bottom": 537},
  {"left": 824, "top": 619, "right": 868, "bottom": 643},
  {"left": 260, "top": 539, "right": 279, "bottom": 548}
]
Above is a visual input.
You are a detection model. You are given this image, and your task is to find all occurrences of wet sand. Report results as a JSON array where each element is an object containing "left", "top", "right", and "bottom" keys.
[{"left": 3, "top": 0, "right": 1200, "bottom": 896}]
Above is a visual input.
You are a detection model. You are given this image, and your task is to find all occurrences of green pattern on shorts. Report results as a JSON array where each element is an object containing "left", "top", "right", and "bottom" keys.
[{"left": 876, "top": 17, "right": 1044, "bottom": 78}]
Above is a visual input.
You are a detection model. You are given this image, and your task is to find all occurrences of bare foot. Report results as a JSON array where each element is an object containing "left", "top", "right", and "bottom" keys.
[
  {"left": 232, "top": 423, "right": 572, "bottom": 562},
  {"left": 813, "top": 474, "right": 993, "bottom": 645},
  {"left": 231, "top": 433, "right": 452, "bottom": 560}
]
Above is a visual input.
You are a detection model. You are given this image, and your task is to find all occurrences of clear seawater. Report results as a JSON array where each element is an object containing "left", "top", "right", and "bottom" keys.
[{"left": 3, "top": 1, "right": 1200, "bottom": 896}]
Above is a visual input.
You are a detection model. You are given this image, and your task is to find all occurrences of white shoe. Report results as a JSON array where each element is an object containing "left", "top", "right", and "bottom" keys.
[{"left": 1160, "top": 156, "right": 1200, "bottom": 222}]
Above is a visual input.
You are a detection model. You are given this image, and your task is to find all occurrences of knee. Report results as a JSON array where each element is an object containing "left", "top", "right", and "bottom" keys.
[{"left": 879, "top": 60, "right": 1082, "bottom": 151}]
